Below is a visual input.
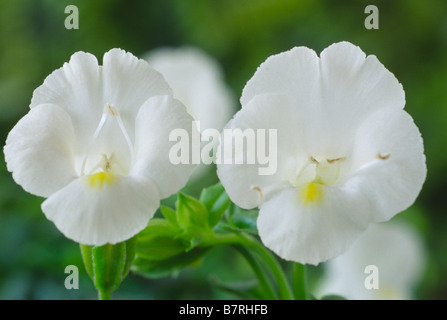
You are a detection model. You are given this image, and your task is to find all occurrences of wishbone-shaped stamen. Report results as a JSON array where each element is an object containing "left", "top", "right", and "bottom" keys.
[
  {"left": 80, "top": 104, "right": 135, "bottom": 176},
  {"left": 110, "top": 105, "right": 135, "bottom": 161},
  {"left": 80, "top": 109, "right": 109, "bottom": 176}
]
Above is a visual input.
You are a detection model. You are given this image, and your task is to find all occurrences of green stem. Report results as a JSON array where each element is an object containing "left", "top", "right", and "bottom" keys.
[
  {"left": 232, "top": 245, "right": 278, "bottom": 300},
  {"left": 202, "top": 233, "right": 294, "bottom": 300},
  {"left": 293, "top": 263, "right": 307, "bottom": 300},
  {"left": 98, "top": 289, "right": 112, "bottom": 300},
  {"left": 242, "top": 234, "right": 294, "bottom": 300}
]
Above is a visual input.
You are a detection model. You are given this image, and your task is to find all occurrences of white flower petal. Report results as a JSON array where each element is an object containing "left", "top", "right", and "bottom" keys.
[
  {"left": 102, "top": 49, "right": 172, "bottom": 127},
  {"left": 242, "top": 42, "right": 404, "bottom": 114},
  {"left": 320, "top": 41, "right": 405, "bottom": 114},
  {"left": 31, "top": 49, "right": 173, "bottom": 154},
  {"left": 241, "top": 45, "right": 338, "bottom": 157},
  {"left": 316, "top": 43, "right": 405, "bottom": 155},
  {"left": 347, "top": 108, "right": 426, "bottom": 222},
  {"left": 146, "top": 46, "right": 235, "bottom": 131},
  {"left": 42, "top": 175, "right": 160, "bottom": 245},
  {"left": 217, "top": 93, "right": 306, "bottom": 209},
  {"left": 257, "top": 186, "right": 372, "bottom": 265},
  {"left": 131, "top": 95, "right": 197, "bottom": 198},
  {"left": 241, "top": 46, "right": 320, "bottom": 107},
  {"left": 30, "top": 52, "right": 103, "bottom": 151},
  {"left": 240, "top": 42, "right": 405, "bottom": 158},
  {"left": 4, "top": 104, "right": 77, "bottom": 197}
]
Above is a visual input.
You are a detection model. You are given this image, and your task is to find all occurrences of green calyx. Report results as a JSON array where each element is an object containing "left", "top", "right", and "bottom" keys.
[{"left": 80, "top": 235, "right": 137, "bottom": 300}]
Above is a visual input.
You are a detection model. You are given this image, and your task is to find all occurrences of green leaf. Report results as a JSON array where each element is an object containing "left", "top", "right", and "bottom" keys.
[
  {"left": 176, "top": 193, "right": 210, "bottom": 236},
  {"left": 160, "top": 205, "right": 179, "bottom": 228},
  {"left": 200, "top": 183, "right": 231, "bottom": 228},
  {"left": 136, "top": 219, "right": 188, "bottom": 260},
  {"left": 132, "top": 247, "right": 209, "bottom": 279},
  {"left": 186, "top": 236, "right": 203, "bottom": 251},
  {"left": 225, "top": 203, "right": 259, "bottom": 234}
]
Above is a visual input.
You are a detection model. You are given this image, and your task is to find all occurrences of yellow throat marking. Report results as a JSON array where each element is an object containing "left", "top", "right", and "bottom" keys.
[
  {"left": 87, "top": 172, "right": 116, "bottom": 190},
  {"left": 300, "top": 182, "right": 322, "bottom": 205}
]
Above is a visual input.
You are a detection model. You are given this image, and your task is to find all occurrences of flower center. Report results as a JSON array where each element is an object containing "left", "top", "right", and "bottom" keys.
[
  {"left": 87, "top": 171, "right": 116, "bottom": 190},
  {"left": 300, "top": 182, "right": 322, "bottom": 205},
  {"left": 80, "top": 104, "right": 134, "bottom": 183},
  {"left": 292, "top": 156, "right": 346, "bottom": 205},
  {"left": 294, "top": 156, "right": 346, "bottom": 186}
]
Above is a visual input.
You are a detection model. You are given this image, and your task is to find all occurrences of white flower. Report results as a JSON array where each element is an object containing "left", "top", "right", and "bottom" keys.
[
  {"left": 217, "top": 42, "right": 426, "bottom": 265},
  {"left": 4, "top": 49, "right": 197, "bottom": 245},
  {"left": 145, "top": 47, "right": 235, "bottom": 180},
  {"left": 145, "top": 47, "right": 234, "bottom": 132},
  {"left": 317, "top": 220, "right": 426, "bottom": 300}
]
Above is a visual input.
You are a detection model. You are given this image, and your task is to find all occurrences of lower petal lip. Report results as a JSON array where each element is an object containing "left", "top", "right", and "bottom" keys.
[{"left": 42, "top": 175, "right": 161, "bottom": 246}]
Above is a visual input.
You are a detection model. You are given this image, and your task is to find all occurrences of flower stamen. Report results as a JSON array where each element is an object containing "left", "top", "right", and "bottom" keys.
[
  {"left": 251, "top": 185, "right": 264, "bottom": 201},
  {"left": 104, "top": 153, "right": 113, "bottom": 172},
  {"left": 310, "top": 156, "right": 319, "bottom": 164},
  {"left": 80, "top": 104, "right": 134, "bottom": 176},
  {"left": 327, "top": 157, "right": 346, "bottom": 164},
  {"left": 377, "top": 152, "right": 391, "bottom": 160},
  {"left": 107, "top": 104, "right": 134, "bottom": 158}
]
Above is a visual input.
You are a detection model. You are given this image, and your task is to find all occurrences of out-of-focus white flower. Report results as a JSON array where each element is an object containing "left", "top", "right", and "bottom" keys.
[
  {"left": 145, "top": 47, "right": 234, "bottom": 132},
  {"left": 146, "top": 47, "right": 235, "bottom": 180},
  {"left": 217, "top": 42, "right": 426, "bottom": 265},
  {"left": 317, "top": 220, "right": 426, "bottom": 300},
  {"left": 4, "top": 49, "right": 197, "bottom": 245}
]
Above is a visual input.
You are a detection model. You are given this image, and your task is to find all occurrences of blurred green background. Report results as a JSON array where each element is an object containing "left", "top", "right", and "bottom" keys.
[{"left": 0, "top": 0, "right": 446, "bottom": 299}]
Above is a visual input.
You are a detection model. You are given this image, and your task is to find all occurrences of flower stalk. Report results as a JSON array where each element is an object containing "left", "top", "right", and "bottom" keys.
[
  {"left": 293, "top": 263, "right": 307, "bottom": 300},
  {"left": 201, "top": 232, "right": 295, "bottom": 300}
]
